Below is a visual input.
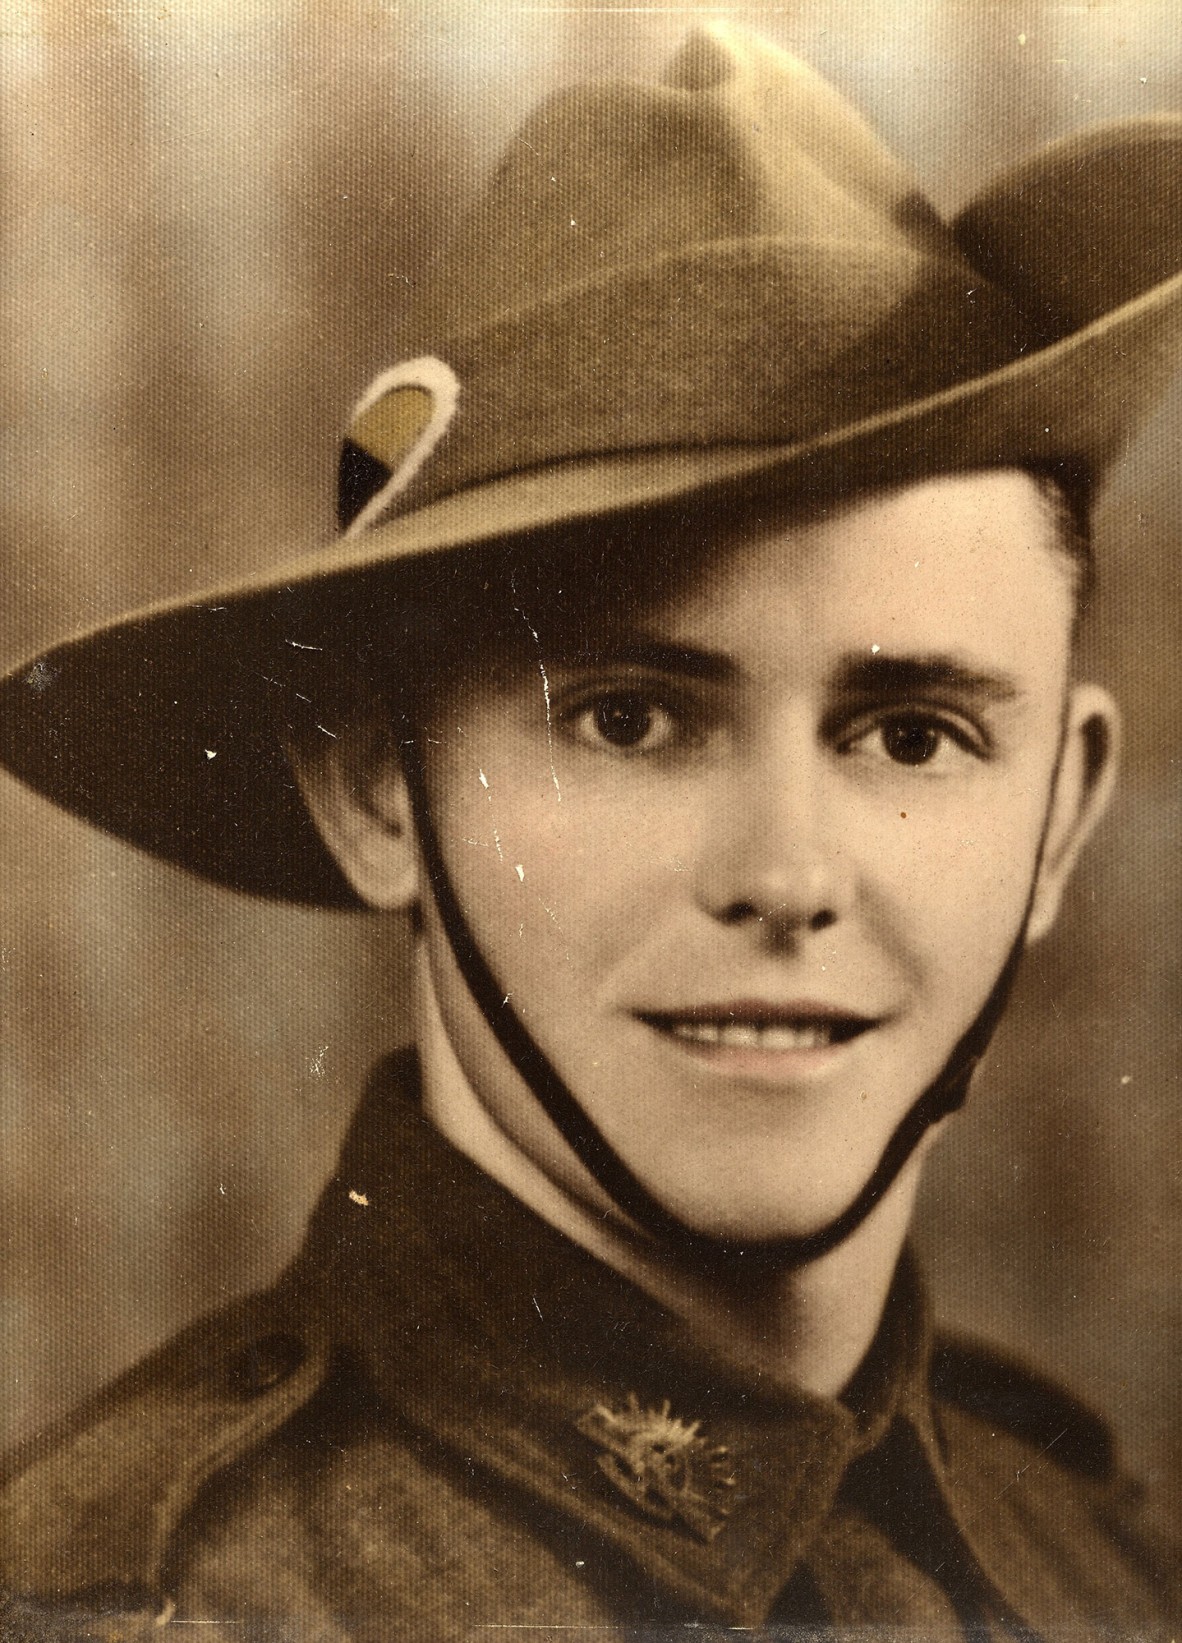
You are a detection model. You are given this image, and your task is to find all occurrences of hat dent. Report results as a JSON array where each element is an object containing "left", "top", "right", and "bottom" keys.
[{"left": 412, "top": 25, "right": 928, "bottom": 346}]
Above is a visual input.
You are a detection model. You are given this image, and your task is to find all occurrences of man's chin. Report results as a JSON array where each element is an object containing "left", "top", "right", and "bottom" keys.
[{"left": 595, "top": 1131, "right": 935, "bottom": 1257}]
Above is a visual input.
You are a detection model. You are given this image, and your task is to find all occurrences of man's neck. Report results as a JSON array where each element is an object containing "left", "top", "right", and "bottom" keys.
[{"left": 415, "top": 954, "right": 928, "bottom": 1401}]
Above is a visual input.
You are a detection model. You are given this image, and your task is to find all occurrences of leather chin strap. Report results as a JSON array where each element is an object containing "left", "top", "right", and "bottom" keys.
[{"left": 401, "top": 719, "right": 1064, "bottom": 1273}]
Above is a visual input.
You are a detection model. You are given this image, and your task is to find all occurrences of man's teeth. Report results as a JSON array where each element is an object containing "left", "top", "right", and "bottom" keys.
[{"left": 667, "top": 1020, "right": 845, "bottom": 1050}]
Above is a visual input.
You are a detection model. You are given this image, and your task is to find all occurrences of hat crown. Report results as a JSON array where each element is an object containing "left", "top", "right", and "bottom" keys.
[
  {"left": 413, "top": 24, "right": 952, "bottom": 343},
  {"left": 343, "top": 23, "right": 1022, "bottom": 535}
]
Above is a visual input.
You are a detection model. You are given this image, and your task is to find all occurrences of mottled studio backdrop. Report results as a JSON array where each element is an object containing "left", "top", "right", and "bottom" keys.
[{"left": 1, "top": 0, "right": 1179, "bottom": 1510}]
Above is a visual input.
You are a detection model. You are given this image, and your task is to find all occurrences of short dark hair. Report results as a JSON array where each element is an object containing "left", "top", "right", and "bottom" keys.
[{"left": 1032, "top": 468, "right": 1095, "bottom": 617}]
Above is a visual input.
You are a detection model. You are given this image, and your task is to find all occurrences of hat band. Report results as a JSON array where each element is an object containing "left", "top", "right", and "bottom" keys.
[{"left": 342, "top": 240, "right": 1033, "bottom": 533}]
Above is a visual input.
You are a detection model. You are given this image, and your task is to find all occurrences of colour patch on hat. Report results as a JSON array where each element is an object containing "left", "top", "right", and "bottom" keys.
[{"left": 337, "top": 356, "right": 460, "bottom": 533}]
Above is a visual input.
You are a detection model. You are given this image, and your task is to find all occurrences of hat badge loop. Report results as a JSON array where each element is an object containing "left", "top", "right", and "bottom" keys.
[{"left": 338, "top": 355, "right": 460, "bottom": 538}]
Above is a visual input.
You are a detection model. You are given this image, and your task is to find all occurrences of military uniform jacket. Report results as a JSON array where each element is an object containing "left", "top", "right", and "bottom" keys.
[{"left": 2, "top": 1052, "right": 1178, "bottom": 1640}]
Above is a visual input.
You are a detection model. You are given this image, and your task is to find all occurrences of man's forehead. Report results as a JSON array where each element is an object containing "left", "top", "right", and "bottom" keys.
[{"left": 505, "top": 469, "right": 1075, "bottom": 651}]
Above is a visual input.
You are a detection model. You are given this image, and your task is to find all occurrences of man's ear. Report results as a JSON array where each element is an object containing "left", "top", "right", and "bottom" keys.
[
  {"left": 285, "top": 724, "right": 418, "bottom": 911},
  {"left": 1026, "top": 682, "right": 1121, "bottom": 944}
]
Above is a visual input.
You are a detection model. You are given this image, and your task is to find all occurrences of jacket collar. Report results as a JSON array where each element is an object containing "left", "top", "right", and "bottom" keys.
[{"left": 293, "top": 1052, "right": 936, "bottom": 1625}]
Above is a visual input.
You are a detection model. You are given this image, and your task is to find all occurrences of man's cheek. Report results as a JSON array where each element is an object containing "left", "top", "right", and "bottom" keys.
[
  {"left": 889, "top": 774, "right": 1048, "bottom": 878},
  {"left": 864, "top": 792, "right": 1043, "bottom": 953},
  {"left": 477, "top": 829, "right": 676, "bottom": 993},
  {"left": 920, "top": 835, "right": 1043, "bottom": 978}
]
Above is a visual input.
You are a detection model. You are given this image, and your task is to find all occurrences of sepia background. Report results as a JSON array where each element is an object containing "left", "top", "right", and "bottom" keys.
[{"left": 1, "top": 0, "right": 1179, "bottom": 1511}]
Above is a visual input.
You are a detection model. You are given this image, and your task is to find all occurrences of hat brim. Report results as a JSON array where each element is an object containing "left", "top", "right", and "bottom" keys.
[{"left": 2, "top": 265, "right": 1181, "bottom": 906}]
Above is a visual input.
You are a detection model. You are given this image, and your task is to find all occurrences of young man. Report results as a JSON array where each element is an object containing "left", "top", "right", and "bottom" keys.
[{"left": 1, "top": 23, "right": 1179, "bottom": 1638}]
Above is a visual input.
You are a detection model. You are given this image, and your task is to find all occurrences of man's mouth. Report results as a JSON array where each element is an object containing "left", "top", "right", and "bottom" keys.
[{"left": 637, "top": 1006, "right": 878, "bottom": 1053}]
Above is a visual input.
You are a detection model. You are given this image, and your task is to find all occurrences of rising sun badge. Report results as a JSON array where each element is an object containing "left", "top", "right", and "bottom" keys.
[{"left": 576, "top": 1393, "right": 737, "bottom": 1542}]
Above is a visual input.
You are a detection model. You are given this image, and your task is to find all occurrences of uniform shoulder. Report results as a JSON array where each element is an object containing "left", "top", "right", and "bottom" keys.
[
  {"left": 930, "top": 1332, "right": 1182, "bottom": 1629},
  {"left": 0, "top": 1283, "right": 331, "bottom": 1606},
  {"left": 930, "top": 1331, "right": 1115, "bottom": 1482}
]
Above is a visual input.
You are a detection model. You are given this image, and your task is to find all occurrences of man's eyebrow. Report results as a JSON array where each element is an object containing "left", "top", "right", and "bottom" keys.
[
  {"left": 527, "top": 639, "right": 1022, "bottom": 700},
  {"left": 833, "top": 653, "right": 1023, "bottom": 702},
  {"left": 545, "top": 636, "right": 736, "bottom": 682}
]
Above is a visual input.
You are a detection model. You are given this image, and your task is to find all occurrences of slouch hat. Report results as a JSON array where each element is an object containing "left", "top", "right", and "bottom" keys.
[{"left": 2, "top": 23, "right": 1179, "bottom": 901}]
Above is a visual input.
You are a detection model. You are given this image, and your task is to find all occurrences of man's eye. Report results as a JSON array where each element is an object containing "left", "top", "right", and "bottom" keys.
[
  {"left": 570, "top": 691, "right": 677, "bottom": 752},
  {"left": 848, "top": 712, "right": 980, "bottom": 767}
]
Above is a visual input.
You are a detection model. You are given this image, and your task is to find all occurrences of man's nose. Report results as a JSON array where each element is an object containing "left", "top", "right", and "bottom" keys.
[{"left": 693, "top": 746, "right": 853, "bottom": 939}]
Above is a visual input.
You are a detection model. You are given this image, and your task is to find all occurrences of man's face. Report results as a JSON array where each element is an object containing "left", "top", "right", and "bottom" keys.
[{"left": 405, "top": 471, "right": 1092, "bottom": 1242}]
